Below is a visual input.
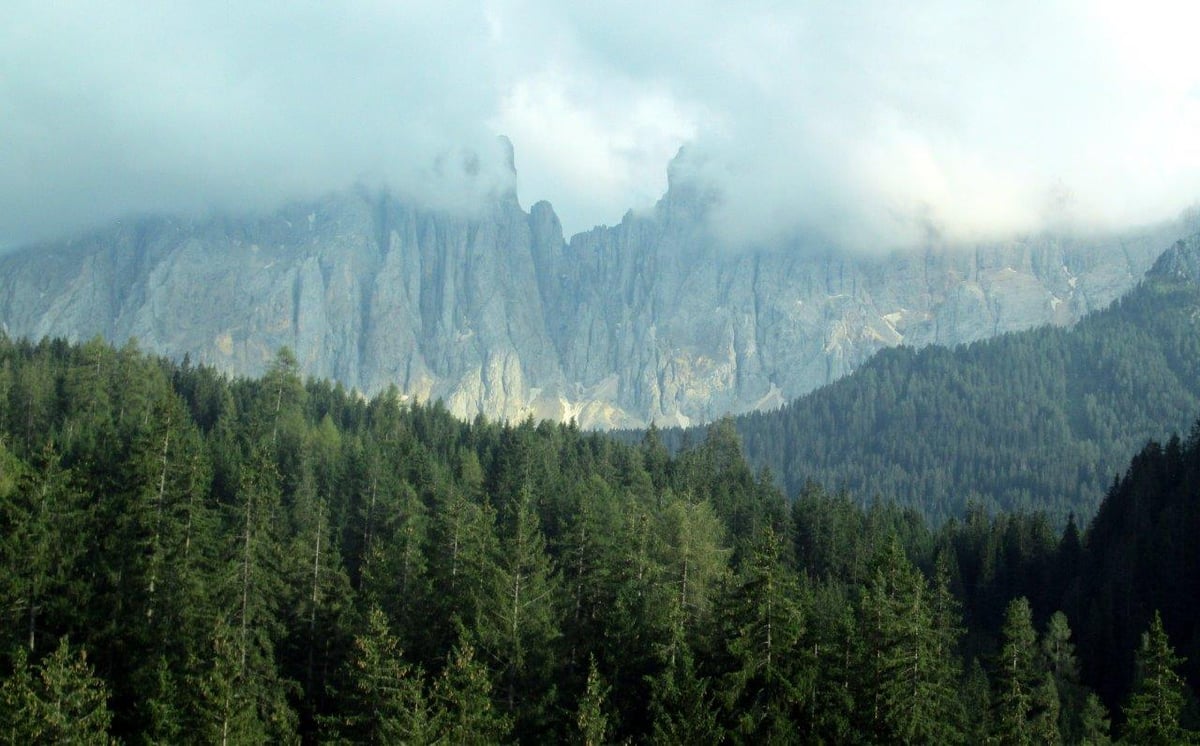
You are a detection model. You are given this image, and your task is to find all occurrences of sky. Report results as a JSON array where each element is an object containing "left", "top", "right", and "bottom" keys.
[{"left": 2, "top": 1, "right": 1200, "bottom": 252}]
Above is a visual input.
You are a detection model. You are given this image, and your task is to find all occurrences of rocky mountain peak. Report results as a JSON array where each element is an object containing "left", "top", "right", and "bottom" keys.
[
  {"left": 0, "top": 145, "right": 1188, "bottom": 429},
  {"left": 497, "top": 134, "right": 517, "bottom": 175},
  {"left": 1147, "top": 233, "right": 1200, "bottom": 283}
]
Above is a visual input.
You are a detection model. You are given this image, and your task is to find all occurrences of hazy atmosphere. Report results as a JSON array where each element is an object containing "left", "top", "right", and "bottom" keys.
[{"left": 3, "top": 1, "right": 1199, "bottom": 250}]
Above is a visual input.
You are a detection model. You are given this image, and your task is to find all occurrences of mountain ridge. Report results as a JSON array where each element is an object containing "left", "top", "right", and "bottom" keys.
[
  {"left": 693, "top": 230, "right": 1200, "bottom": 523},
  {"left": 0, "top": 158, "right": 1190, "bottom": 428}
]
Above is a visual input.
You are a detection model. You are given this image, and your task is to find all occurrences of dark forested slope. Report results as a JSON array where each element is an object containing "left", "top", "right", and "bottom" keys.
[{"left": 720, "top": 235, "right": 1200, "bottom": 523}]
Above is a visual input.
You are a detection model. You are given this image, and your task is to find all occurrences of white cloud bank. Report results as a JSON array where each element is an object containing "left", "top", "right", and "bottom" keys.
[{"left": 2, "top": 1, "right": 1198, "bottom": 250}]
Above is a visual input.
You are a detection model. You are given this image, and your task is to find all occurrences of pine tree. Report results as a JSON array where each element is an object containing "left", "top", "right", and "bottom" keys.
[
  {"left": 720, "top": 526, "right": 814, "bottom": 742},
  {"left": 326, "top": 606, "right": 432, "bottom": 744},
  {"left": 431, "top": 638, "right": 511, "bottom": 744},
  {"left": 647, "top": 633, "right": 725, "bottom": 746},
  {"left": 1121, "top": 611, "right": 1191, "bottom": 745},
  {"left": 472, "top": 483, "right": 562, "bottom": 737},
  {"left": 1078, "top": 692, "right": 1111, "bottom": 745},
  {"left": 0, "top": 637, "right": 114, "bottom": 744},
  {"left": 0, "top": 444, "right": 89, "bottom": 656},
  {"left": 204, "top": 446, "right": 298, "bottom": 743},
  {"left": 576, "top": 656, "right": 612, "bottom": 746},
  {"left": 995, "top": 596, "right": 1041, "bottom": 746}
]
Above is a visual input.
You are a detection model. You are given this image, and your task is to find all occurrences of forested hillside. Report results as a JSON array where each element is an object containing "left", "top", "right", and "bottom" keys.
[
  {"left": 713, "top": 236, "right": 1200, "bottom": 524},
  {"left": 0, "top": 334, "right": 1197, "bottom": 743}
]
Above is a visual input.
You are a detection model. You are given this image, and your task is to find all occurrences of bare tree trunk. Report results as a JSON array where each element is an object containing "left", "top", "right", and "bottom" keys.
[
  {"left": 240, "top": 488, "right": 253, "bottom": 673},
  {"left": 362, "top": 476, "right": 377, "bottom": 551},
  {"left": 307, "top": 501, "right": 323, "bottom": 696},
  {"left": 147, "top": 417, "right": 171, "bottom": 623}
]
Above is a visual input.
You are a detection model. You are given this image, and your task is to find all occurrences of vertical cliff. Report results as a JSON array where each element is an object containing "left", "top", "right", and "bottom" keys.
[{"left": 0, "top": 163, "right": 1186, "bottom": 428}]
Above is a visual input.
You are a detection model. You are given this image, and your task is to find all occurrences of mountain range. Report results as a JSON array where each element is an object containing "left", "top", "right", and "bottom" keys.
[
  {"left": 0, "top": 145, "right": 1192, "bottom": 428},
  {"left": 691, "top": 233, "right": 1200, "bottom": 523}
]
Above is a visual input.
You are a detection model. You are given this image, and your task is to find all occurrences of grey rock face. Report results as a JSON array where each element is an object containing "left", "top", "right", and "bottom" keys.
[
  {"left": 1148, "top": 233, "right": 1200, "bottom": 283},
  {"left": 0, "top": 173, "right": 1187, "bottom": 429}
]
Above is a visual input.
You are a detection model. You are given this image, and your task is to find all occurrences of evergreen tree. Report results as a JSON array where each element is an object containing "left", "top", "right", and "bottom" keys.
[
  {"left": 1032, "top": 673, "right": 1063, "bottom": 745},
  {"left": 962, "top": 658, "right": 994, "bottom": 746},
  {"left": 1041, "top": 610, "right": 1092, "bottom": 744},
  {"left": 0, "top": 444, "right": 90, "bottom": 656},
  {"left": 2, "top": 334, "right": 1198, "bottom": 743},
  {"left": 358, "top": 479, "right": 430, "bottom": 654},
  {"left": 140, "top": 656, "right": 186, "bottom": 746},
  {"left": 857, "top": 537, "right": 964, "bottom": 744},
  {"left": 576, "top": 656, "right": 612, "bottom": 746},
  {"left": 427, "top": 485, "right": 500, "bottom": 651},
  {"left": 995, "top": 596, "right": 1043, "bottom": 745},
  {"left": 193, "top": 618, "right": 276, "bottom": 745},
  {"left": 472, "top": 484, "right": 562, "bottom": 737},
  {"left": 430, "top": 638, "right": 511, "bottom": 745},
  {"left": 647, "top": 634, "right": 725, "bottom": 746},
  {"left": 282, "top": 473, "right": 354, "bottom": 732},
  {"left": 656, "top": 495, "right": 730, "bottom": 665},
  {"left": 325, "top": 606, "right": 431, "bottom": 744},
  {"left": 0, "top": 637, "right": 114, "bottom": 744},
  {"left": 720, "top": 526, "right": 814, "bottom": 742},
  {"left": 805, "top": 583, "right": 859, "bottom": 744},
  {"left": 1121, "top": 611, "right": 1192, "bottom": 745},
  {"left": 205, "top": 446, "right": 298, "bottom": 743},
  {"left": 1078, "top": 692, "right": 1112, "bottom": 745},
  {"left": 98, "top": 389, "right": 217, "bottom": 733}
]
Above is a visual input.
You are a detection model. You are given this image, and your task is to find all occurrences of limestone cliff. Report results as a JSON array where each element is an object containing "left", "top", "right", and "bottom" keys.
[{"left": 0, "top": 161, "right": 1187, "bottom": 428}]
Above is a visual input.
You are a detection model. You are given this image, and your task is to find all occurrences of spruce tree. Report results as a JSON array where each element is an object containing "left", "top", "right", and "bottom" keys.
[
  {"left": 720, "top": 526, "right": 814, "bottom": 742},
  {"left": 431, "top": 638, "right": 511, "bottom": 744},
  {"left": 326, "top": 606, "right": 431, "bottom": 744},
  {"left": 0, "top": 444, "right": 89, "bottom": 656},
  {"left": 1041, "top": 610, "right": 1091, "bottom": 744},
  {"left": 205, "top": 446, "right": 298, "bottom": 743},
  {"left": 0, "top": 637, "right": 114, "bottom": 744},
  {"left": 1078, "top": 692, "right": 1112, "bottom": 745},
  {"left": 647, "top": 632, "right": 724, "bottom": 746},
  {"left": 1121, "top": 611, "right": 1191, "bottom": 745},
  {"left": 995, "top": 596, "right": 1036, "bottom": 744},
  {"left": 858, "top": 537, "right": 964, "bottom": 744},
  {"left": 472, "top": 483, "right": 562, "bottom": 737},
  {"left": 358, "top": 479, "right": 430, "bottom": 654},
  {"left": 576, "top": 656, "right": 612, "bottom": 746}
]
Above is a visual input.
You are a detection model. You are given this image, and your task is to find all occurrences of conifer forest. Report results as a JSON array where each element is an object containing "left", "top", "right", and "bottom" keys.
[{"left": 1, "top": 335, "right": 1199, "bottom": 744}]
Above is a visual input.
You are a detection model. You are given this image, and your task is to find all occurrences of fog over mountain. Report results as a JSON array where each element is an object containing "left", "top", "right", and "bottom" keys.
[
  {"left": 1, "top": 146, "right": 1191, "bottom": 428},
  {"left": 4, "top": 3, "right": 1199, "bottom": 426},
  {"left": 3, "top": 2, "right": 1199, "bottom": 251}
]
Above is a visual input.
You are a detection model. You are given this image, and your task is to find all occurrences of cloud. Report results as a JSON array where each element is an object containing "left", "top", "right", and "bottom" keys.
[
  {"left": 0, "top": 1, "right": 514, "bottom": 245},
  {"left": 2, "top": 1, "right": 1199, "bottom": 251}
]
